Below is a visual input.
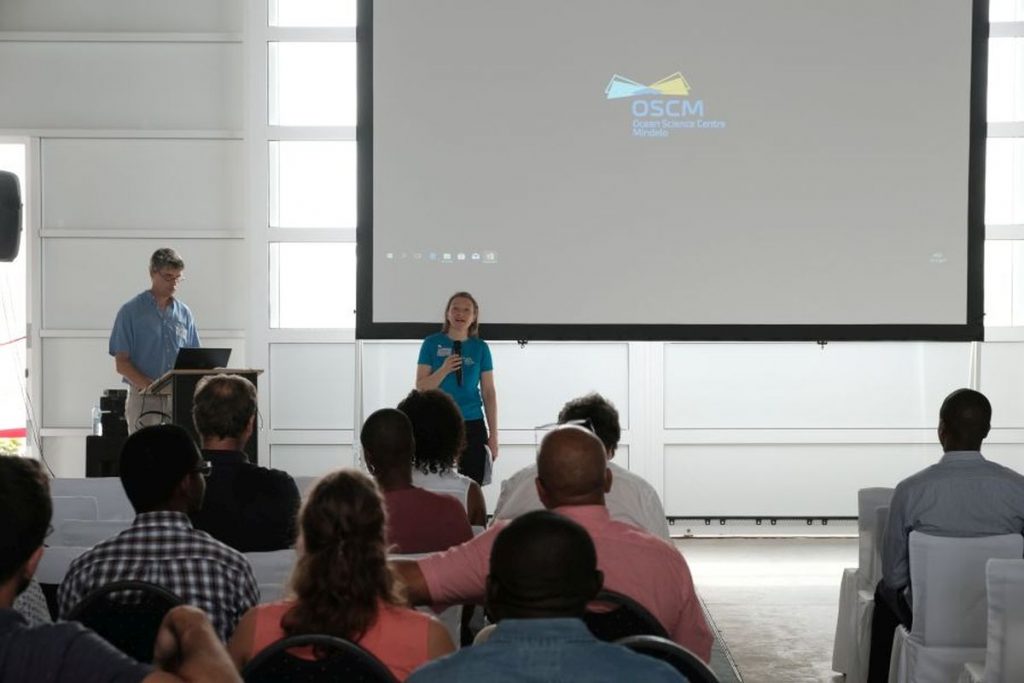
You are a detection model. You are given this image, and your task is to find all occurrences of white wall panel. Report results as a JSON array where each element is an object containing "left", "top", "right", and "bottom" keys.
[
  {"left": 40, "top": 437, "right": 87, "bottom": 477},
  {"left": 42, "top": 338, "right": 122, "bottom": 428},
  {"left": 979, "top": 342, "right": 1024, "bottom": 428},
  {"left": 664, "top": 343, "right": 971, "bottom": 429},
  {"left": 270, "top": 344, "right": 355, "bottom": 430},
  {"left": 491, "top": 342, "right": 629, "bottom": 430},
  {"left": 42, "top": 139, "right": 244, "bottom": 232},
  {"left": 42, "top": 238, "right": 246, "bottom": 330},
  {"left": 270, "top": 444, "right": 355, "bottom": 477},
  {"left": 360, "top": 341, "right": 629, "bottom": 430},
  {"left": 0, "top": 43, "right": 242, "bottom": 130},
  {"left": 662, "top": 443, "right": 938, "bottom": 517},
  {"left": 0, "top": 0, "right": 242, "bottom": 32},
  {"left": 359, "top": 341, "right": 420, "bottom": 413},
  {"left": 41, "top": 335, "right": 244, "bottom": 428},
  {"left": 976, "top": 444, "right": 1024, "bottom": 475}
]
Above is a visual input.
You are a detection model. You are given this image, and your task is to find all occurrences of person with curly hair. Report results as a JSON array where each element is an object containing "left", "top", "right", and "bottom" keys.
[
  {"left": 397, "top": 389, "right": 487, "bottom": 527},
  {"left": 226, "top": 469, "right": 454, "bottom": 680}
]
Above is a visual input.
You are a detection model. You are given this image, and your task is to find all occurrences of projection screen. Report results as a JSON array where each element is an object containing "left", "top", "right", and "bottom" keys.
[{"left": 357, "top": 0, "right": 987, "bottom": 341}]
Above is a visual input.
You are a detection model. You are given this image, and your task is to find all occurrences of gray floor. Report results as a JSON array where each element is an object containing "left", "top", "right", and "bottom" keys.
[{"left": 675, "top": 537, "right": 856, "bottom": 683}]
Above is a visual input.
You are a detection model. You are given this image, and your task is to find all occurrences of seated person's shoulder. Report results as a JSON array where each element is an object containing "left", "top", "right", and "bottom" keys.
[{"left": 2, "top": 618, "right": 151, "bottom": 681}]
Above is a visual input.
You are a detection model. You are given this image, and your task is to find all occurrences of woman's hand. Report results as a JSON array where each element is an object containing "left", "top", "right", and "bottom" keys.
[
  {"left": 440, "top": 352, "right": 463, "bottom": 376},
  {"left": 488, "top": 434, "right": 499, "bottom": 462}
]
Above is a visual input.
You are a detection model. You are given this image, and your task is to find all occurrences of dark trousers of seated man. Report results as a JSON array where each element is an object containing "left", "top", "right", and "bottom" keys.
[{"left": 867, "top": 580, "right": 913, "bottom": 683}]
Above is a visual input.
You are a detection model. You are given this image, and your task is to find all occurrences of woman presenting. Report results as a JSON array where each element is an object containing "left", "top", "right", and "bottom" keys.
[{"left": 416, "top": 291, "right": 498, "bottom": 485}]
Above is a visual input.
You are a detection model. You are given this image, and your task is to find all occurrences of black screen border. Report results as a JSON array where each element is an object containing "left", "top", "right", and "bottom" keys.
[{"left": 356, "top": 0, "right": 987, "bottom": 343}]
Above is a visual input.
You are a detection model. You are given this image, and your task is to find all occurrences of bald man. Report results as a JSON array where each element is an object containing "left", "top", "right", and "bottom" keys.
[{"left": 393, "top": 426, "right": 713, "bottom": 662}]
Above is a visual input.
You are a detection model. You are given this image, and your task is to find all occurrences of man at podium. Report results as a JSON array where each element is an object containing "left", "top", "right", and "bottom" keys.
[{"left": 109, "top": 248, "right": 200, "bottom": 432}]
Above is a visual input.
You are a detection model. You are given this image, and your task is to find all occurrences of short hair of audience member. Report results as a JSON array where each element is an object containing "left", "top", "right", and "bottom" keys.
[
  {"left": 487, "top": 510, "right": 602, "bottom": 621},
  {"left": 557, "top": 393, "right": 621, "bottom": 454},
  {"left": 193, "top": 373, "right": 257, "bottom": 440},
  {"left": 939, "top": 388, "right": 992, "bottom": 451},
  {"left": 0, "top": 458, "right": 50, "bottom": 585},
  {"left": 360, "top": 408, "right": 416, "bottom": 474},
  {"left": 282, "top": 469, "right": 404, "bottom": 642},
  {"left": 397, "top": 389, "right": 467, "bottom": 474},
  {"left": 536, "top": 426, "right": 610, "bottom": 506},
  {"left": 120, "top": 424, "right": 203, "bottom": 513}
]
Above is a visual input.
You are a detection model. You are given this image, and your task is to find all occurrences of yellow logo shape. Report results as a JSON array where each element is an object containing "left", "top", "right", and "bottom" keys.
[{"left": 650, "top": 72, "right": 691, "bottom": 96}]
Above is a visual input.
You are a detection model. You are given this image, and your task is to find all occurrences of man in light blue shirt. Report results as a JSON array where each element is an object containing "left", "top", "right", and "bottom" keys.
[
  {"left": 407, "top": 510, "right": 686, "bottom": 683},
  {"left": 109, "top": 248, "right": 200, "bottom": 432},
  {"left": 867, "top": 388, "right": 1024, "bottom": 682}
]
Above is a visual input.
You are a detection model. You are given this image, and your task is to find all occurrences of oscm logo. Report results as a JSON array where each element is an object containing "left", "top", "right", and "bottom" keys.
[{"left": 606, "top": 72, "right": 725, "bottom": 137}]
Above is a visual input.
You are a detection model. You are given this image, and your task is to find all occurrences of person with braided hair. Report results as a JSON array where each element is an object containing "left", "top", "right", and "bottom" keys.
[{"left": 227, "top": 469, "right": 454, "bottom": 680}]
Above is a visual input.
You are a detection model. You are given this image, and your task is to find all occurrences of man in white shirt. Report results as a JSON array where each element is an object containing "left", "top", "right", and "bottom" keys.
[{"left": 492, "top": 393, "right": 671, "bottom": 540}]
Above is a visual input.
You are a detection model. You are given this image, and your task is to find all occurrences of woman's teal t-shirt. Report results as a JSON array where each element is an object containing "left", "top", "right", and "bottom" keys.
[{"left": 417, "top": 333, "right": 493, "bottom": 420}]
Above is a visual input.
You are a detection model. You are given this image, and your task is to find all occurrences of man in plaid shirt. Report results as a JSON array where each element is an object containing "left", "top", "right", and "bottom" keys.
[{"left": 58, "top": 425, "right": 259, "bottom": 641}]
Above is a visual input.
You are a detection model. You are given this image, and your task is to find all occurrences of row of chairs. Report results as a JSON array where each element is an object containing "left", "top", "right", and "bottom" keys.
[
  {"left": 832, "top": 487, "right": 1024, "bottom": 682},
  {"left": 62, "top": 578, "right": 718, "bottom": 683}
]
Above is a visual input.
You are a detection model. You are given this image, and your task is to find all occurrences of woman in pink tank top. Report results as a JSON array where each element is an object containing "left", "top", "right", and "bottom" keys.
[{"left": 227, "top": 470, "right": 455, "bottom": 680}]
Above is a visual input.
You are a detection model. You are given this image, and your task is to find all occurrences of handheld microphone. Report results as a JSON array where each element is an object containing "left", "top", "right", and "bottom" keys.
[{"left": 452, "top": 340, "right": 463, "bottom": 386}]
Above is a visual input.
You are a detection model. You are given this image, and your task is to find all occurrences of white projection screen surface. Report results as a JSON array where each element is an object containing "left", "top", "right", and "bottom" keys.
[{"left": 357, "top": 0, "right": 986, "bottom": 341}]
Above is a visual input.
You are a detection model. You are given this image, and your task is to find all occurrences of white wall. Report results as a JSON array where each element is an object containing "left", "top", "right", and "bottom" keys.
[
  {"left": 7, "top": 0, "right": 1024, "bottom": 519},
  {"left": 0, "top": 0, "right": 246, "bottom": 475}
]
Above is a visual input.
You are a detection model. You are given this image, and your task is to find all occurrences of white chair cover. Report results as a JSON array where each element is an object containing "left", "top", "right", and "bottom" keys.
[
  {"left": 35, "top": 546, "right": 89, "bottom": 585},
  {"left": 979, "top": 558, "right": 1024, "bottom": 683},
  {"left": 833, "top": 488, "right": 892, "bottom": 682},
  {"left": 889, "top": 532, "right": 1023, "bottom": 683},
  {"left": 259, "top": 583, "right": 285, "bottom": 602},
  {"left": 860, "top": 489, "right": 895, "bottom": 588},
  {"left": 956, "top": 662, "right": 984, "bottom": 683},
  {"left": 54, "top": 519, "right": 130, "bottom": 547},
  {"left": 51, "top": 496, "right": 99, "bottom": 525},
  {"left": 51, "top": 478, "right": 134, "bottom": 520},
  {"left": 246, "top": 549, "right": 297, "bottom": 588}
]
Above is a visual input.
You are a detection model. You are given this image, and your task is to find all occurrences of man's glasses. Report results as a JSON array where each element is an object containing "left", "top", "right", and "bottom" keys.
[
  {"left": 157, "top": 271, "right": 185, "bottom": 283},
  {"left": 194, "top": 460, "right": 213, "bottom": 477}
]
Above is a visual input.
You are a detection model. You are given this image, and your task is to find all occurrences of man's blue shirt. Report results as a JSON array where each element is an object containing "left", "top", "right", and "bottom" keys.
[
  {"left": 417, "top": 333, "right": 493, "bottom": 420},
  {"left": 109, "top": 291, "right": 200, "bottom": 384},
  {"left": 407, "top": 618, "right": 686, "bottom": 682}
]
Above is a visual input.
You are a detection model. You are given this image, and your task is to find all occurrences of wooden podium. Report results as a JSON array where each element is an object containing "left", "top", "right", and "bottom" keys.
[{"left": 146, "top": 368, "right": 263, "bottom": 463}]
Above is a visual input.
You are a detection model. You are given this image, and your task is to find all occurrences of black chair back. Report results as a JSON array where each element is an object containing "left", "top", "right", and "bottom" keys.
[
  {"left": 241, "top": 634, "right": 399, "bottom": 683},
  {"left": 65, "top": 580, "right": 183, "bottom": 663},
  {"left": 617, "top": 635, "right": 720, "bottom": 683},
  {"left": 583, "top": 590, "right": 669, "bottom": 642}
]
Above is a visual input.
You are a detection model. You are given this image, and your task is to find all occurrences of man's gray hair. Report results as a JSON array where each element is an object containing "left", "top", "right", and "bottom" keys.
[{"left": 150, "top": 248, "right": 185, "bottom": 273}]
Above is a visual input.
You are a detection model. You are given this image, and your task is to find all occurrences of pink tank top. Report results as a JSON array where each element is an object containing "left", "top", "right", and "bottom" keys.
[{"left": 249, "top": 599, "right": 433, "bottom": 681}]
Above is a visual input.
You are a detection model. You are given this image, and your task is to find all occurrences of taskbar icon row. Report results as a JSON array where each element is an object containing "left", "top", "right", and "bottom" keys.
[{"left": 384, "top": 250, "right": 497, "bottom": 263}]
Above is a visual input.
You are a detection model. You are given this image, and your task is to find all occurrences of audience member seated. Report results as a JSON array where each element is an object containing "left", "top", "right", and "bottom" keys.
[
  {"left": 867, "top": 388, "right": 1024, "bottom": 682},
  {"left": 190, "top": 374, "right": 300, "bottom": 552},
  {"left": 58, "top": 425, "right": 259, "bottom": 642},
  {"left": 227, "top": 469, "right": 454, "bottom": 680},
  {"left": 393, "top": 426, "right": 713, "bottom": 662},
  {"left": 362, "top": 408, "right": 473, "bottom": 554},
  {"left": 493, "top": 393, "right": 671, "bottom": 539},
  {"left": 0, "top": 456, "right": 241, "bottom": 682},
  {"left": 398, "top": 389, "right": 487, "bottom": 527},
  {"left": 407, "top": 510, "right": 685, "bottom": 682}
]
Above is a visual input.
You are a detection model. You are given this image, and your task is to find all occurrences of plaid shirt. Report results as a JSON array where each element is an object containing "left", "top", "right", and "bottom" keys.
[{"left": 57, "top": 511, "right": 259, "bottom": 641}]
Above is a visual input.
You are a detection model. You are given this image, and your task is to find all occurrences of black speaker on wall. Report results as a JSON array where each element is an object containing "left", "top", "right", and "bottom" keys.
[{"left": 0, "top": 171, "right": 22, "bottom": 262}]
